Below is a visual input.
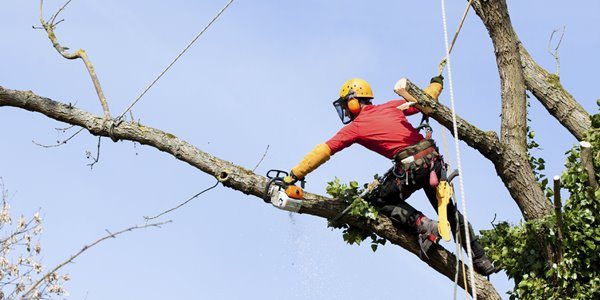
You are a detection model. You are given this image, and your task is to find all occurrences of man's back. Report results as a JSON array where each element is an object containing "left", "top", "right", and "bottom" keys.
[{"left": 326, "top": 100, "right": 424, "bottom": 159}]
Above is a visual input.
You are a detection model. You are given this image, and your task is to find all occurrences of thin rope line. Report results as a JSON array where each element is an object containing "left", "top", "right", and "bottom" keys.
[
  {"left": 438, "top": 0, "right": 474, "bottom": 76},
  {"left": 448, "top": 0, "right": 474, "bottom": 55},
  {"left": 118, "top": 0, "right": 235, "bottom": 120},
  {"left": 144, "top": 180, "right": 219, "bottom": 220},
  {"left": 440, "top": 125, "right": 451, "bottom": 169},
  {"left": 441, "top": 0, "right": 477, "bottom": 298}
]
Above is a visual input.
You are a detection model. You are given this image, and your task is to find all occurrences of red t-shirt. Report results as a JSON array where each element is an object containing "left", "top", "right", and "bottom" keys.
[{"left": 325, "top": 100, "right": 424, "bottom": 159}]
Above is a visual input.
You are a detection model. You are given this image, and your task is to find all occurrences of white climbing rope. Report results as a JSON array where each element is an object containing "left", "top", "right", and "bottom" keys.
[{"left": 440, "top": 0, "right": 478, "bottom": 298}]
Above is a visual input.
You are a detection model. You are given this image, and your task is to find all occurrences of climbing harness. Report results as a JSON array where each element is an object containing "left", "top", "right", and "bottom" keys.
[{"left": 416, "top": 115, "right": 433, "bottom": 140}]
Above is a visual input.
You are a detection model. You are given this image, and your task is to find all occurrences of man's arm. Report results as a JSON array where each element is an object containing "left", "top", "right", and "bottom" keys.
[
  {"left": 288, "top": 143, "right": 332, "bottom": 181},
  {"left": 285, "top": 124, "right": 358, "bottom": 183}
]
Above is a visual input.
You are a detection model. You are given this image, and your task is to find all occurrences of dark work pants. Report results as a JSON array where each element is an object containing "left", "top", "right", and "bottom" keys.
[{"left": 373, "top": 157, "right": 477, "bottom": 251}]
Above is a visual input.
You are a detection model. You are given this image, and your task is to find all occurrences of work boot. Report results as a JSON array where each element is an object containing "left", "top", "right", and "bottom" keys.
[
  {"left": 471, "top": 240, "right": 497, "bottom": 276},
  {"left": 415, "top": 215, "right": 440, "bottom": 258}
]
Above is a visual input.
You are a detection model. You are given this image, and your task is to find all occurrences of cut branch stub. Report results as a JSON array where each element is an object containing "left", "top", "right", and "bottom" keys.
[
  {"left": 580, "top": 141, "right": 598, "bottom": 190},
  {"left": 394, "top": 78, "right": 434, "bottom": 114}
]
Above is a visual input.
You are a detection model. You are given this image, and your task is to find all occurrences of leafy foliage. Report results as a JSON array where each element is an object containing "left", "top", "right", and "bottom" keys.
[
  {"left": 326, "top": 177, "right": 386, "bottom": 252},
  {"left": 481, "top": 103, "right": 600, "bottom": 299},
  {"left": 526, "top": 96, "right": 553, "bottom": 198}
]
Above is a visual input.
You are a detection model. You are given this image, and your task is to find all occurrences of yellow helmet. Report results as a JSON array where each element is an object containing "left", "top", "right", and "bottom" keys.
[
  {"left": 333, "top": 78, "right": 374, "bottom": 124},
  {"left": 338, "top": 78, "right": 374, "bottom": 99}
]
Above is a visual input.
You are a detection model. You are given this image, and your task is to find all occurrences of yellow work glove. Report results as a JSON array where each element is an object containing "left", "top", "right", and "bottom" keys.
[
  {"left": 290, "top": 144, "right": 332, "bottom": 179},
  {"left": 419, "top": 75, "right": 444, "bottom": 115},
  {"left": 424, "top": 75, "right": 443, "bottom": 100}
]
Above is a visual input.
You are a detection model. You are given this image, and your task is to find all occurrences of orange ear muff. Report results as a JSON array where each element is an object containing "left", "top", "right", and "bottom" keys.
[{"left": 347, "top": 98, "right": 361, "bottom": 115}]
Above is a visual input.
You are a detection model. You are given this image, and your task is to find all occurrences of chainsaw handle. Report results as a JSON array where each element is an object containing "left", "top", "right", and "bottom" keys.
[{"left": 266, "top": 169, "right": 289, "bottom": 180}]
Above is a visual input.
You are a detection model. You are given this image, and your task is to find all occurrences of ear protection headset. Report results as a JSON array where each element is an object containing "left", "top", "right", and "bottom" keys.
[
  {"left": 347, "top": 98, "right": 361, "bottom": 115},
  {"left": 335, "top": 79, "right": 373, "bottom": 123}
]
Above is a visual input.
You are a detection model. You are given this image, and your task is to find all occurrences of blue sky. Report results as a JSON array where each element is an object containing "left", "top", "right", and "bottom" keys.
[{"left": 1, "top": 0, "right": 598, "bottom": 299}]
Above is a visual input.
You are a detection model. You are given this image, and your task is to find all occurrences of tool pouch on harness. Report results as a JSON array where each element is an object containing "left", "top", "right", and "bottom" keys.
[
  {"left": 365, "top": 139, "right": 441, "bottom": 206},
  {"left": 394, "top": 139, "right": 439, "bottom": 172}
]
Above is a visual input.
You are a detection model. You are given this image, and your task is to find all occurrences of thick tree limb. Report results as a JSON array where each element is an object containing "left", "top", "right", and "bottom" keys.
[
  {"left": 396, "top": 78, "right": 502, "bottom": 160},
  {"left": 520, "top": 46, "right": 591, "bottom": 140},
  {"left": 0, "top": 86, "right": 501, "bottom": 300}
]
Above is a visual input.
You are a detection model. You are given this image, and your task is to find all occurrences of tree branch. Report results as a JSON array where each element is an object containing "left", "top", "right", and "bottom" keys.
[
  {"left": 22, "top": 220, "right": 170, "bottom": 298},
  {"left": 0, "top": 86, "right": 501, "bottom": 300},
  {"left": 395, "top": 78, "right": 502, "bottom": 160},
  {"left": 39, "top": 0, "right": 111, "bottom": 119},
  {"left": 519, "top": 46, "right": 591, "bottom": 140},
  {"left": 547, "top": 26, "right": 565, "bottom": 77},
  {"left": 470, "top": 0, "right": 590, "bottom": 142}
]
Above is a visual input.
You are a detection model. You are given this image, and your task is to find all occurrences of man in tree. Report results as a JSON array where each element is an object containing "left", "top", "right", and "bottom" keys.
[{"left": 284, "top": 77, "right": 496, "bottom": 275}]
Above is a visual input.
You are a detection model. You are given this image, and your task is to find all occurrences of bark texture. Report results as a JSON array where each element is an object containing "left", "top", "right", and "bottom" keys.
[
  {"left": 0, "top": 86, "right": 501, "bottom": 300},
  {"left": 470, "top": 0, "right": 554, "bottom": 220},
  {"left": 519, "top": 46, "right": 591, "bottom": 140},
  {"left": 472, "top": 0, "right": 527, "bottom": 154}
]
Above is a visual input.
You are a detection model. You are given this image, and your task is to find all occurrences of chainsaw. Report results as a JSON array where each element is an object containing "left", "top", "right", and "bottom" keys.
[{"left": 263, "top": 169, "right": 305, "bottom": 212}]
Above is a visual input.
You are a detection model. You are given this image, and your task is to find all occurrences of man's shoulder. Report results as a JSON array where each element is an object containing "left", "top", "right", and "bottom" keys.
[{"left": 378, "top": 99, "right": 405, "bottom": 107}]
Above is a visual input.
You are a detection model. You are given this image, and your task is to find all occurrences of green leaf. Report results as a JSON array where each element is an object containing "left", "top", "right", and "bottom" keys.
[{"left": 586, "top": 240, "right": 597, "bottom": 250}]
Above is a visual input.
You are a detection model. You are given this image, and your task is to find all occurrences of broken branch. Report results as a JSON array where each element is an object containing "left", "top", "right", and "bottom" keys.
[{"left": 38, "top": 0, "right": 111, "bottom": 119}]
